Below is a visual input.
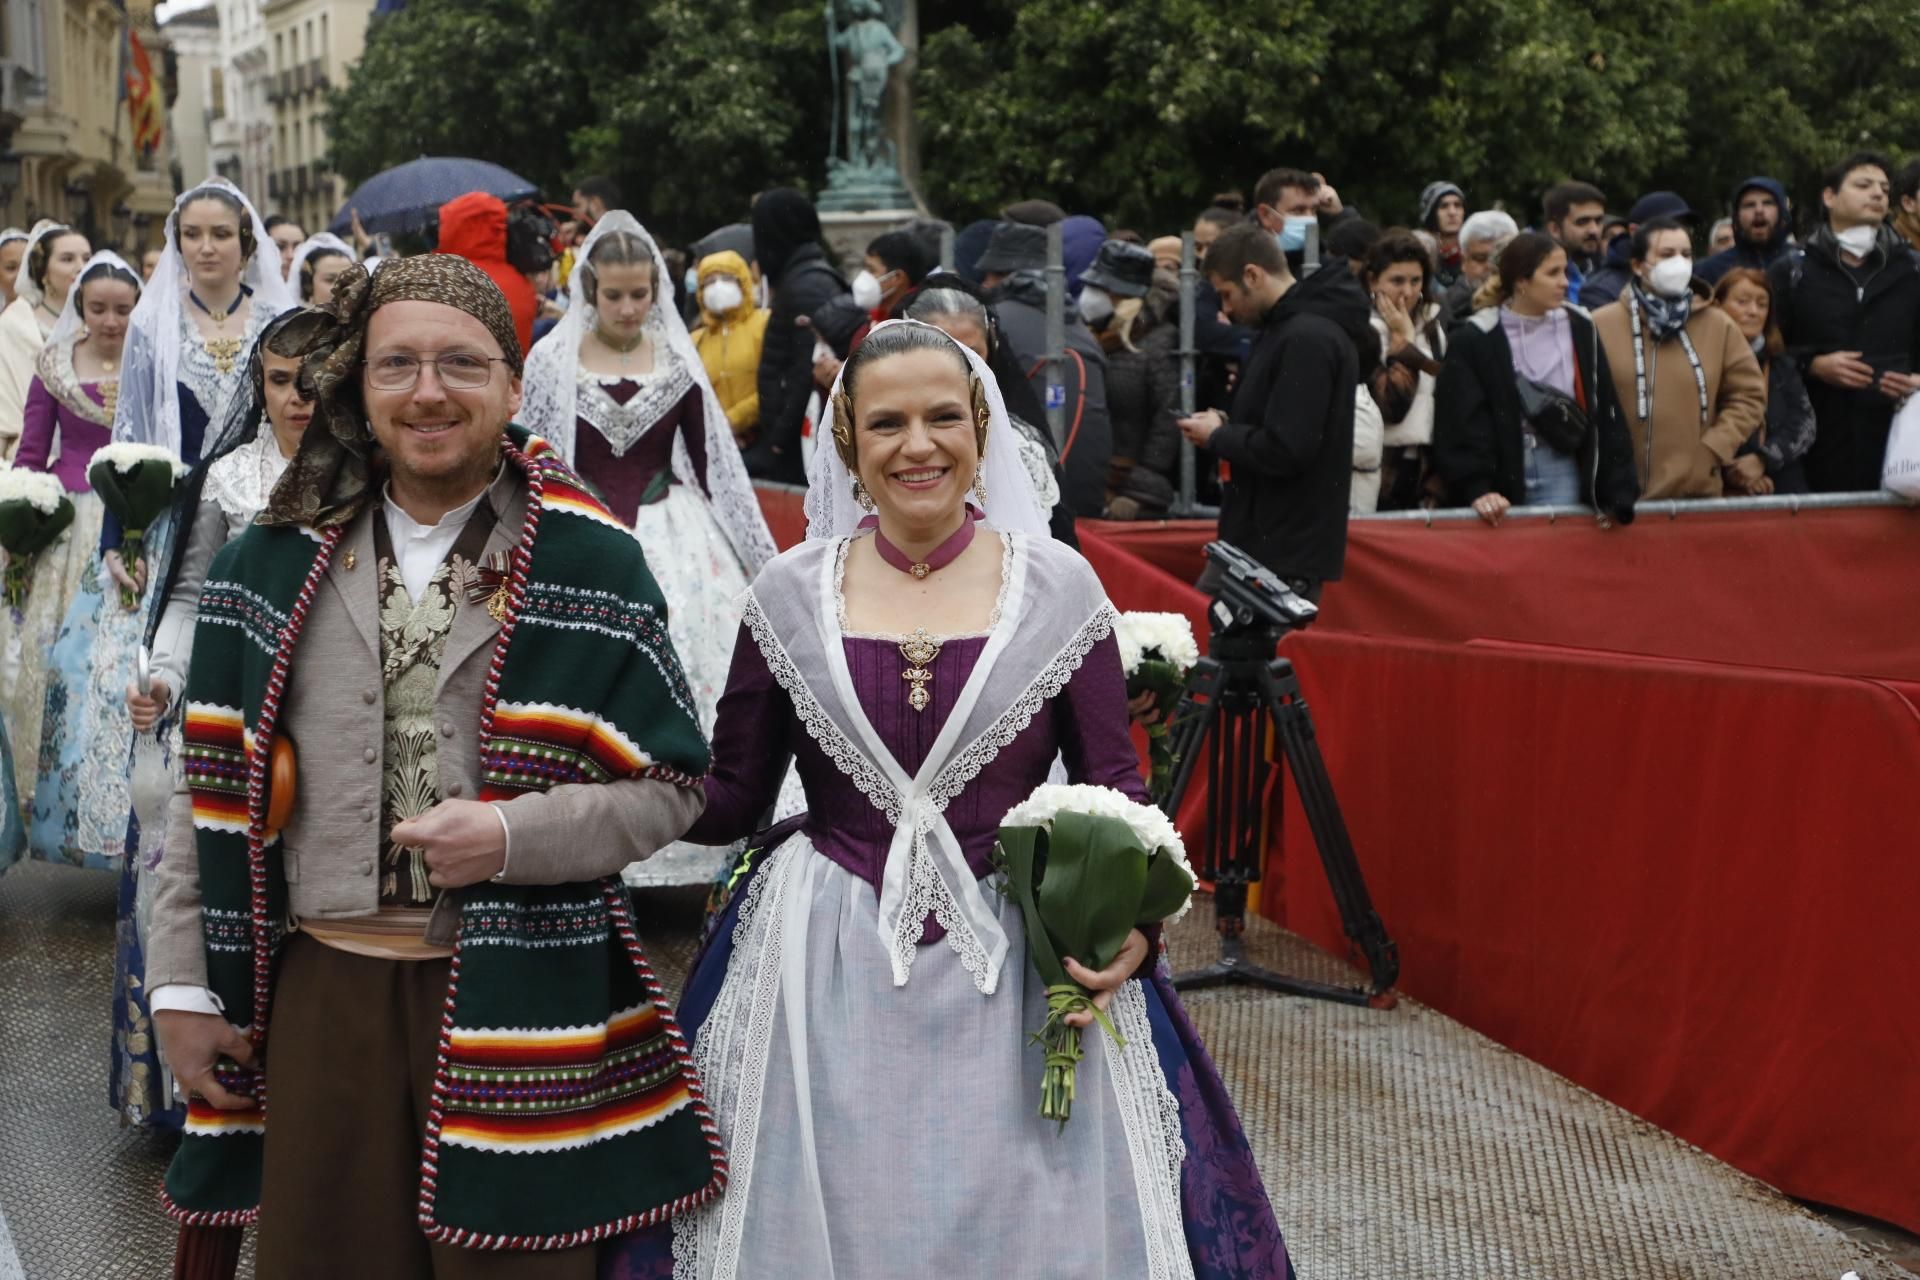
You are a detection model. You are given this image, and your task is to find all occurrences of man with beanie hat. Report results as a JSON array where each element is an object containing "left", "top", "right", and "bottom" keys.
[
  {"left": 1582, "top": 190, "right": 1697, "bottom": 308},
  {"left": 1419, "top": 181, "right": 1467, "bottom": 289},
  {"left": 148, "top": 255, "right": 721, "bottom": 1273},
  {"left": 1699, "top": 177, "right": 1797, "bottom": 284}
]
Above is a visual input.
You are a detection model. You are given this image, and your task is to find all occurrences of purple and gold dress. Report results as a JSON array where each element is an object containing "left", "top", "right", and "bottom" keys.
[{"left": 603, "top": 531, "right": 1290, "bottom": 1280}]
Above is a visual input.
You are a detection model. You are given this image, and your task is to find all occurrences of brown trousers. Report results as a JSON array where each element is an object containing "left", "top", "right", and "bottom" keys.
[{"left": 254, "top": 933, "right": 596, "bottom": 1279}]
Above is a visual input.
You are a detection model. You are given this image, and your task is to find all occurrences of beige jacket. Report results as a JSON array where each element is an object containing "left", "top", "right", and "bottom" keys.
[
  {"left": 145, "top": 466, "right": 707, "bottom": 991},
  {"left": 1592, "top": 293, "right": 1766, "bottom": 500}
]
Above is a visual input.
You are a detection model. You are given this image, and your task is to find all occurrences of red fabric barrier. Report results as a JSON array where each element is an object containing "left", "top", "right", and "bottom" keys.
[
  {"left": 1272, "top": 631, "right": 1920, "bottom": 1232},
  {"left": 1083, "top": 507, "right": 1920, "bottom": 681},
  {"left": 757, "top": 485, "right": 808, "bottom": 552}
]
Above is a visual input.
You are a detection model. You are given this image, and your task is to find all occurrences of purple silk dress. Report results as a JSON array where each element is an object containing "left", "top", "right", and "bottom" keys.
[
  {"left": 602, "top": 619, "right": 1293, "bottom": 1278},
  {"left": 571, "top": 380, "right": 708, "bottom": 524}
]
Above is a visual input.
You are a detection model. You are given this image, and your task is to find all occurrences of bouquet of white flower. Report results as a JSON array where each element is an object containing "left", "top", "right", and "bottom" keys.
[
  {"left": 0, "top": 468, "right": 75, "bottom": 610},
  {"left": 1115, "top": 611, "right": 1200, "bottom": 797},
  {"left": 996, "top": 783, "right": 1195, "bottom": 1127},
  {"left": 88, "top": 442, "right": 188, "bottom": 608}
]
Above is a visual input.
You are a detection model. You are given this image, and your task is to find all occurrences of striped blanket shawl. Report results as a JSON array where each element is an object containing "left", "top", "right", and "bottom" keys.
[{"left": 160, "top": 427, "right": 726, "bottom": 1248}]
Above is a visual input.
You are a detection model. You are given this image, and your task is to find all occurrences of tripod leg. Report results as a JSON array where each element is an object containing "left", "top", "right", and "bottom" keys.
[
  {"left": 1158, "top": 659, "right": 1224, "bottom": 816},
  {"left": 1260, "top": 662, "right": 1400, "bottom": 996}
]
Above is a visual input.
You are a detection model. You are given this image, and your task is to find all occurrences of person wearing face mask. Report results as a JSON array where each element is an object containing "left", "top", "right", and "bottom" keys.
[
  {"left": 1770, "top": 149, "right": 1920, "bottom": 492},
  {"left": 1590, "top": 217, "right": 1766, "bottom": 500},
  {"left": 1079, "top": 240, "right": 1180, "bottom": 516},
  {"left": 1252, "top": 166, "right": 1356, "bottom": 277},
  {"left": 691, "top": 248, "right": 772, "bottom": 446},
  {"left": 1579, "top": 191, "right": 1698, "bottom": 309},
  {"left": 847, "top": 228, "right": 939, "bottom": 349}
]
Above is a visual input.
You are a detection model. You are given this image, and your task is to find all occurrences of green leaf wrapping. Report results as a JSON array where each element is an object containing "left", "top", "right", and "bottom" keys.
[
  {"left": 88, "top": 457, "right": 181, "bottom": 535},
  {"left": 1032, "top": 811, "right": 1149, "bottom": 976},
  {"left": 0, "top": 494, "right": 75, "bottom": 559}
]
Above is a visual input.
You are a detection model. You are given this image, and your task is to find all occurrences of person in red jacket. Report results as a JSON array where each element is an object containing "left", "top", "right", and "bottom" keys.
[{"left": 434, "top": 191, "right": 536, "bottom": 354}]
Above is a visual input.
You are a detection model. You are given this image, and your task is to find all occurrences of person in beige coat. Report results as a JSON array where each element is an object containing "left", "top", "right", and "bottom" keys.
[{"left": 1592, "top": 216, "right": 1766, "bottom": 499}]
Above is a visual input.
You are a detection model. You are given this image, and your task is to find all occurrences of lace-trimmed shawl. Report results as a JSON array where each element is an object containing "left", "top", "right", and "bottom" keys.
[
  {"left": 33, "top": 333, "right": 114, "bottom": 428},
  {"left": 201, "top": 426, "right": 290, "bottom": 533},
  {"left": 573, "top": 350, "right": 694, "bottom": 457},
  {"left": 520, "top": 211, "right": 775, "bottom": 575},
  {"left": 742, "top": 529, "right": 1116, "bottom": 994}
]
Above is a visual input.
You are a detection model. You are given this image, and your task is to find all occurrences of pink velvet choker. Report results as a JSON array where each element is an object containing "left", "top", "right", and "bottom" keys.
[{"left": 860, "top": 505, "right": 984, "bottom": 579}]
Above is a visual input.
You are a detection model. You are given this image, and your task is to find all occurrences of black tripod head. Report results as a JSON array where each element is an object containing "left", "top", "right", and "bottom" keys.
[{"left": 1203, "top": 541, "right": 1316, "bottom": 662}]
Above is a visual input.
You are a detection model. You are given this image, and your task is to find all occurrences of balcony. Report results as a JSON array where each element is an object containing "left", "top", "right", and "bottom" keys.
[
  {"left": 267, "top": 171, "right": 282, "bottom": 200},
  {"left": 311, "top": 59, "right": 330, "bottom": 93},
  {"left": 294, "top": 64, "right": 309, "bottom": 93},
  {"left": 295, "top": 167, "right": 309, "bottom": 196}
]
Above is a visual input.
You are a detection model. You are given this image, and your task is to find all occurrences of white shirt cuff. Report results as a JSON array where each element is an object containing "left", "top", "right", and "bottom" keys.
[
  {"left": 150, "top": 983, "right": 226, "bottom": 1017},
  {"left": 490, "top": 802, "right": 511, "bottom": 882}
]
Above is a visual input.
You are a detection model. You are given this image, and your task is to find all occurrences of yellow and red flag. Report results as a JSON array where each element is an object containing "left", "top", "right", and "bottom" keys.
[{"left": 121, "top": 27, "right": 164, "bottom": 157}]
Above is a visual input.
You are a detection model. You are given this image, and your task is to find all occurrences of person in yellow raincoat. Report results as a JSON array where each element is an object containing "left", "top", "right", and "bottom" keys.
[{"left": 690, "top": 249, "right": 770, "bottom": 445}]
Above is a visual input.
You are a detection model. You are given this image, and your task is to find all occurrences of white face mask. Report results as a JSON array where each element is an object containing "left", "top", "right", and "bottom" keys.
[
  {"left": 1647, "top": 255, "right": 1695, "bottom": 299},
  {"left": 1835, "top": 224, "right": 1878, "bottom": 258},
  {"left": 702, "top": 277, "right": 744, "bottom": 315},
  {"left": 1078, "top": 285, "right": 1115, "bottom": 328},
  {"left": 851, "top": 268, "right": 884, "bottom": 311}
]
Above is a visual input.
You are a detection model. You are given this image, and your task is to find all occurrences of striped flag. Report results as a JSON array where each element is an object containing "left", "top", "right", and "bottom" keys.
[{"left": 120, "top": 25, "right": 164, "bottom": 157}]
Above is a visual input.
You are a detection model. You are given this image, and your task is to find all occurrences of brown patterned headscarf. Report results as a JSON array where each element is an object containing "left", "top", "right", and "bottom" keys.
[{"left": 261, "top": 253, "right": 523, "bottom": 528}]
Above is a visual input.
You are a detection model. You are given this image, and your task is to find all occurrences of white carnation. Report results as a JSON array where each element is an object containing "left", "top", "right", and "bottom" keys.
[
  {"left": 0, "top": 468, "right": 67, "bottom": 515},
  {"left": 1115, "top": 611, "right": 1200, "bottom": 676},
  {"left": 1000, "top": 782, "right": 1195, "bottom": 921},
  {"left": 90, "top": 441, "right": 187, "bottom": 478}
]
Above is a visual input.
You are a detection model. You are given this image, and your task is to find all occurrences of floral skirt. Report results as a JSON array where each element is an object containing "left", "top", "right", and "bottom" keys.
[
  {"left": 0, "top": 493, "right": 105, "bottom": 805},
  {"left": 600, "top": 837, "right": 1293, "bottom": 1280}
]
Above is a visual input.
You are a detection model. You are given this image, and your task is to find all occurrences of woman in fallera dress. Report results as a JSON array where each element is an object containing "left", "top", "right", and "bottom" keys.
[
  {"left": 519, "top": 210, "right": 780, "bottom": 887},
  {"left": 602, "top": 320, "right": 1291, "bottom": 1280},
  {"left": 0, "top": 221, "right": 92, "bottom": 459},
  {"left": 0, "top": 253, "right": 140, "bottom": 807}
]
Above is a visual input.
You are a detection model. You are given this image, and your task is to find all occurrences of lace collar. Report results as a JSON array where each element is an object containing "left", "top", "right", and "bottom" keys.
[
  {"left": 203, "top": 426, "right": 293, "bottom": 527},
  {"left": 175, "top": 305, "right": 265, "bottom": 436},
  {"left": 572, "top": 342, "right": 694, "bottom": 457},
  {"left": 33, "top": 335, "right": 114, "bottom": 427}
]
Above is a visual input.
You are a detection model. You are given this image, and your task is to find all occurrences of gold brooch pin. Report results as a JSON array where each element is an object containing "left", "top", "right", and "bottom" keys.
[
  {"left": 342, "top": 549, "right": 356, "bottom": 570},
  {"left": 899, "top": 628, "right": 942, "bottom": 712}
]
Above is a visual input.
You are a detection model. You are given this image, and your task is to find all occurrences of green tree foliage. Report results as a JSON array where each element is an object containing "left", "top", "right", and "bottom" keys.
[{"left": 328, "top": 0, "right": 1920, "bottom": 244}]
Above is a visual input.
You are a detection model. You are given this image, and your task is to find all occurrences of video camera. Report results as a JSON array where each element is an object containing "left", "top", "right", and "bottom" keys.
[{"left": 1203, "top": 540, "right": 1317, "bottom": 636}]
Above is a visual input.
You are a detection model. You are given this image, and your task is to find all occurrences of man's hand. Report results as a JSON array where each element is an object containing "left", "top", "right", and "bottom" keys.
[
  {"left": 390, "top": 799, "right": 506, "bottom": 889},
  {"left": 126, "top": 678, "right": 171, "bottom": 733},
  {"left": 1472, "top": 492, "right": 1512, "bottom": 526},
  {"left": 155, "top": 1010, "right": 254, "bottom": 1111},
  {"left": 1177, "top": 409, "right": 1225, "bottom": 448},
  {"left": 1808, "top": 351, "right": 1874, "bottom": 390},
  {"left": 1312, "top": 173, "right": 1343, "bottom": 216}
]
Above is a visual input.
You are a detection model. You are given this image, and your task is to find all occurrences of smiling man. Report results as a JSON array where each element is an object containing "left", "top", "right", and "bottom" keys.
[{"left": 144, "top": 254, "right": 724, "bottom": 1275}]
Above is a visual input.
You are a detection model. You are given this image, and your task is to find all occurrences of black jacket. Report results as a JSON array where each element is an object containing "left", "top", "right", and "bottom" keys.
[
  {"left": 989, "top": 272, "right": 1114, "bottom": 518},
  {"left": 1431, "top": 306, "right": 1639, "bottom": 521},
  {"left": 1211, "top": 264, "right": 1368, "bottom": 583},
  {"left": 1579, "top": 236, "right": 1634, "bottom": 309},
  {"left": 748, "top": 243, "right": 848, "bottom": 480},
  {"left": 1770, "top": 224, "right": 1920, "bottom": 491}
]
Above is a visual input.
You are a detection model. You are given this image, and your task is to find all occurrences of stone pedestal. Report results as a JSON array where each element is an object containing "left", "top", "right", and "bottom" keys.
[{"left": 820, "top": 207, "right": 919, "bottom": 276}]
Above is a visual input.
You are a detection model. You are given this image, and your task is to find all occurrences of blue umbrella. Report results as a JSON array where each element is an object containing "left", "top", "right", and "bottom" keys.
[{"left": 328, "top": 156, "right": 540, "bottom": 237}]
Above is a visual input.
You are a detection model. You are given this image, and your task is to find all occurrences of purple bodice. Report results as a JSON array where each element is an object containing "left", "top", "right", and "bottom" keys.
[
  {"left": 572, "top": 380, "right": 709, "bottom": 525},
  {"left": 17, "top": 378, "right": 111, "bottom": 492},
  {"left": 691, "top": 624, "right": 1149, "bottom": 896}
]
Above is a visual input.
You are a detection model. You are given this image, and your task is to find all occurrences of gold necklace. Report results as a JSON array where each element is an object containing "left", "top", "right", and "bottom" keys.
[
  {"left": 99, "top": 378, "right": 119, "bottom": 421},
  {"left": 596, "top": 327, "right": 646, "bottom": 368},
  {"left": 899, "top": 627, "right": 942, "bottom": 713}
]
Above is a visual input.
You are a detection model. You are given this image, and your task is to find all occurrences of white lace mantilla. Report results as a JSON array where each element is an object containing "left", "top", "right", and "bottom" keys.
[
  {"left": 202, "top": 427, "right": 290, "bottom": 534},
  {"left": 573, "top": 352, "right": 694, "bottom": 458},
  {"left": 741, "top": 531, "right": 1116, "bottom": 995}
]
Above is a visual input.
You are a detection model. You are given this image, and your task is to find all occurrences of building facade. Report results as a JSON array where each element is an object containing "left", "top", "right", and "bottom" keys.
[
  {"left": 260, "top": 0, "right": 371, "bottom": 234},
  {"left": 210, "top": 0, "right": 271, "bottom": 203},
  {"left": 0, "top": 0, "right": 176, "bottom": 253},
  {"left": 164, "top": 2, "right": 218, "bottom": 192}
]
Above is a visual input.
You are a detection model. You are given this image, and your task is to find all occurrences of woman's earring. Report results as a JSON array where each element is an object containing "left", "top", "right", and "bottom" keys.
[
  {"left": 971, "top": 469, "right": 989, "bottom": 505},
  {"left": 852, "top": 477, "right": 876, "bottom": 511}
]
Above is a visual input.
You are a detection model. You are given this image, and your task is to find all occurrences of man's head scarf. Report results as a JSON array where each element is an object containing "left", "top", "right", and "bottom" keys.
[{"left": 264, "top": 254, "right": 521, "bottom": 529}]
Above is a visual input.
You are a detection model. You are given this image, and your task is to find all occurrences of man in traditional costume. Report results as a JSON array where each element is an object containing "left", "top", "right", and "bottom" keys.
[{"left": 145, "top": 254, "right": 725, "bottom": 1277}]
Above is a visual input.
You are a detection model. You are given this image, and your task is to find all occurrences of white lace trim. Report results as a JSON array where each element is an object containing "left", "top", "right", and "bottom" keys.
[
  {"left": 672, "top": 839, "right": 803, "bottom": 1279},
  {"left": 1104, "top": 980, "right": 1194, "bottom": 1279},
  {"left": 832, "top": 528, "right": 1015, "bottom": 639},
  {"left": 573, "top": 349, "right": 694, "bottom": 458},
  {"left": 202, "top": 427, "right": 290, "bottom": 533},
  {"left": 1015, "top": 432, "right": 1060, "bottom": 511},
  {"left": 741, "top": 591, "right": 901, "bottom": 828}
]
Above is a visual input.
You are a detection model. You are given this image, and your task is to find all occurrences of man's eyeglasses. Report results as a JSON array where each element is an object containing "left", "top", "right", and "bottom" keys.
[{"left": 366, "top": 352, "right": 508, "bottom": 391}]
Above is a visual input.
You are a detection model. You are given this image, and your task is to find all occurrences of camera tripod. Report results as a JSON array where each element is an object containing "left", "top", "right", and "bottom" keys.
[{"left": 1160, "top": 623, "right": 1399, "bottom": 1006}]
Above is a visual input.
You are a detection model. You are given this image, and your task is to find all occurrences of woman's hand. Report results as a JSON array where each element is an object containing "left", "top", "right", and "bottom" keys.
[
  {"left": 126, "top": 678, "right": 171, "bottom": 733},
  {"left": 104, "top": 551, "right": 146, "bottom": 609},
  {"left": 1126, "top": 690, "right": 1161, "bottom": 726},
  {"left": 1376, "top": 292, "right": 1416, "bottom": 350},
  {"left": 1472, "top": 493, "right": 1511, "bottom": 526},
  {"left": 1062, "top": 928, "right": 1149, "bottom": 1028},
  {"left": 1724, "top": 454, "right": 1768, "bottom": 494}
]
